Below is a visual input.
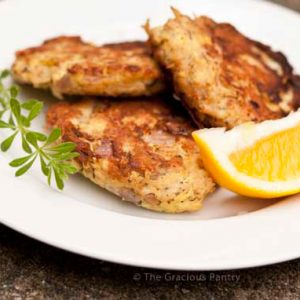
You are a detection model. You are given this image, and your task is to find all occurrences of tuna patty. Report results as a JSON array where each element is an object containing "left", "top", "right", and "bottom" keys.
[
  {"left": 46, "top": 96, "right": 215, "bottom": 213},
  {"left": 146, "top": 9, "right": 300, "bottom": 128},
  {"left": 12, "top": 36, "right": 165, "bottom": 99}
]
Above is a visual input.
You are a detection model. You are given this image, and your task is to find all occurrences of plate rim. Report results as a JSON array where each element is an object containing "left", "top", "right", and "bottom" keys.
[
  {"left": 0, "top": 0, "right": 300, "bottom": 271},
  {"left": 1, "top": 153, "right": 299, "bottom": 270}
]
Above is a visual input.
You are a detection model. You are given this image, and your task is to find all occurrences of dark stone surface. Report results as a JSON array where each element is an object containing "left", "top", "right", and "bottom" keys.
[
  {"left": 268, "top": 0, "right": 300, "bottom": 11},
  {"left": 1, "top": 1, "right": 300, "bottom": 299},
  {"left": 0, "top": 225, "right": 299, "bottom": 300}
]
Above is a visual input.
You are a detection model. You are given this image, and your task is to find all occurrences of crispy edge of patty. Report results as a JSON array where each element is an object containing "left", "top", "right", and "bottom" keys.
[
  {"left": 146, "top": 9, "right": 300, "bottom": 128},
  {"left": 12, "top": 36, "right": 165, "bottom": 99},
  {"left": 46, "top": 97, "right": 215, "bottom": 213}
]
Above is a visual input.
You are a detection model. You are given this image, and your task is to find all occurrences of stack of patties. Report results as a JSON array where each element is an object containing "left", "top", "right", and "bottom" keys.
[
  {"left": 12, "top": 8, "right": 300, "bottom": 213},
  {"left": 12, "top": 33, "right": 215, "bottom": 213}
]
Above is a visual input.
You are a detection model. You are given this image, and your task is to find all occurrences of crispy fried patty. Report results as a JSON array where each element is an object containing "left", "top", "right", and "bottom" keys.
[
  {"left": 146, "top": 9, "right": 300, "bottom": 128},
  {"left": 12, "top": 36, "right": 165, "bottom": 99},
  {"left": 46, "top": 97, "right": 215, "bottom": 213}
]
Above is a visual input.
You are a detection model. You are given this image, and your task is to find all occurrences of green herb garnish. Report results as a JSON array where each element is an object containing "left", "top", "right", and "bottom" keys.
[{"left": 0, "top": 69, "right": 79, "bottom": 190}]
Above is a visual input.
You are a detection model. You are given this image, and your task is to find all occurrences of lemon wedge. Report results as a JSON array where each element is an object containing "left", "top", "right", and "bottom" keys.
[{"left": 192, "top": 110, "right": 300, "bottom": 198}]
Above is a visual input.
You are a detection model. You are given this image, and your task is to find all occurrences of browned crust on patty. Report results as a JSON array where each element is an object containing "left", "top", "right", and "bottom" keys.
[
  {"left": 46, "top": 97, "right": 215, "bottom": 213},
  {"left": 146, "top": 9, "right": 300, "bottom": 128},
  {"left": 12, "top": 36, "right": 165, "bottom": 99}
]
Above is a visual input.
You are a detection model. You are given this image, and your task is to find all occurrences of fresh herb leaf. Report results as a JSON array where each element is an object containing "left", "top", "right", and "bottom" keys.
[
  {"left": 1, "top": 131, "right": 18, "bottom": 151},
  {"left": 20, "top": 115, "right": 30, "bottom": 127},
  {"left": 8, "top": 114, "right": 15, "bottom": 126},
  {"left": 0, "top": 69, "right": 79, "bottom": 189},
  {"left": 0, "top": 120, "right": 14, "bottom": 129},
  {"left": 59, "top": 163, "right": 78, "bottom": 174},
  {"left": 15, "top": 157, "right": 36, "bottom": 177},
  {"left": 27, "top": 102, "right": 43, "bottom": 121},
  {"left": 45, "top": 128, "right": 61, "bottom": 145},
  {"left": 47, "top": 168, "right": 52, "bottom": 186},
  {"left": 25, "top": 132, "right": 38, "bottom": 148},
  {"left": 47, "top": 142, "right": 76, "bottom": 153},
  {"left": 9, "top": 85, "right": 19, "bottom": 98},
  {"left": 21, "top": 135, "right": 32, "bottom": 153},
  {"left": 9, "top": 154, "right": 34, "bottom": 167},
  {"left": 21, "top": 99, "right": 39, "bottom": 110},
  {"left": 30, "top": 131, "right": 47, "bottom": 142},
  {"left": 49, "top": 152, "right": 80, "bottom": 161},
  {"left": 10, "top": 98, "right": 21, "bottom": 119},
  {"left": 0, "top": 97, "right": 5, "bottom": 108},
  {"left": 40, "top": 156, "right": 49, "bottom": 176},
  {"left": 53, "top": 167, "right": 64, "bottom": 190},
  {"left": 0, "top": 70, "right": 10, "bottom": 79}
]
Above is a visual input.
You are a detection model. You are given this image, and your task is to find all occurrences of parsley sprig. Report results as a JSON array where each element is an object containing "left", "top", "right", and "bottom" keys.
[{"left": 0, "top": 69, "right": 79, "bottom": 190}]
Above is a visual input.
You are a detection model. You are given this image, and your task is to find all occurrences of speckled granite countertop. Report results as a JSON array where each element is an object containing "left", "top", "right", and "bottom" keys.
[{"left": 1, "top": 1, "right": 300, "bottom": 299}]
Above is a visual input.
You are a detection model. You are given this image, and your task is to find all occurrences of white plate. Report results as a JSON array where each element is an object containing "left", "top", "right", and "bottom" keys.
[{"left": 0, "top": 0, "right": 300, "bottom": 270}]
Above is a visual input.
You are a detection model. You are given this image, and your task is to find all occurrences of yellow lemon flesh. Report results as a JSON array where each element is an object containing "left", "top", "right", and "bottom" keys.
[{"left": 192, "top": 110, "right": 300, "bottom": 198}]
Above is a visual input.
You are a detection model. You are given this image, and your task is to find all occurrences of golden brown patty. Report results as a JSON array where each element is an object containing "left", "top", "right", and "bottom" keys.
[
  {"left": 46, "top": 97, "right": 215, "bottom": 213},
  {"left": 146, "top": 9, "right": 300, "bottom": 128},
  {"left": 12, "top": 36, "right": 165, "bottom": 99}
]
